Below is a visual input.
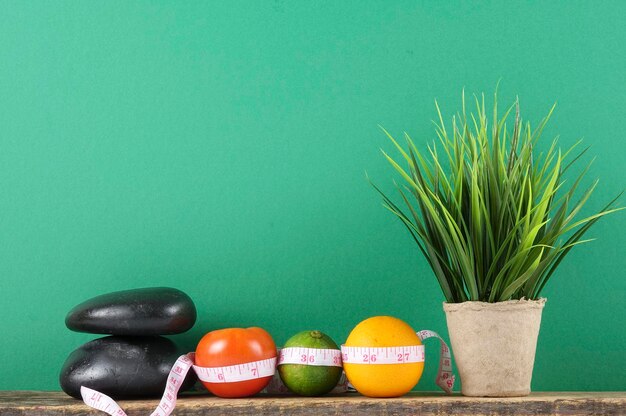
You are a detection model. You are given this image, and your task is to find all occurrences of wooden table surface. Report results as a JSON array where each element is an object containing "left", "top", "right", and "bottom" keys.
[{"left": 0, "top": 391, "right": 624, "bottom": 415}]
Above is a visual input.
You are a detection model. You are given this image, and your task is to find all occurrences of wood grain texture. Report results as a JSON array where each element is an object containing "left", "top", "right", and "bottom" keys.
[{"left": 0, "top": 391, "right": 624, "bottom": 416}]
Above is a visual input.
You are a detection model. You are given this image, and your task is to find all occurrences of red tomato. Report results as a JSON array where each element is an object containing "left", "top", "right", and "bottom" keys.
[{"left": 195, "top": 327, "right": 277, "bottom": 398}]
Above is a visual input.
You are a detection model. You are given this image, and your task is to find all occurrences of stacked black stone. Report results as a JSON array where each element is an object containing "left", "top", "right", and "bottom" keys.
[{"left": 60, "top": 287, "right": 198, "bottom": 399}]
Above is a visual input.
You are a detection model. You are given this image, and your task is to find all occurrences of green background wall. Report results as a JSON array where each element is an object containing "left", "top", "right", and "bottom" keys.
[{"left": 0, "top": 1, "right": 624, "bottom": 392}]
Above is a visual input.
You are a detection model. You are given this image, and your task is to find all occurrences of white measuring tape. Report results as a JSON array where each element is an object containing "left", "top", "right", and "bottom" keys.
[
  {"left": 278, "top": 347, "right": 343, "bottom": 366},
  {"left": 416, "top": 329, "right": 455, "bottom": 393},
  {"left": 193, "top": 357, "right": 276, "bottom": 383},
  {"left": 81, "top": 329, "right": 455, "bottom": 415},
  {"left": 341, "top": 345, "right": 425, "bottom": 364},
  {"left": 81, "top": 352, "right": 196, "bottom": 416}
]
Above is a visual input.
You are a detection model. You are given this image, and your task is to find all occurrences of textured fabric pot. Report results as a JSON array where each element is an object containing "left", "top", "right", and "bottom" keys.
[{"left": 443, "top": 298, "right": 546, "bottom": 397}]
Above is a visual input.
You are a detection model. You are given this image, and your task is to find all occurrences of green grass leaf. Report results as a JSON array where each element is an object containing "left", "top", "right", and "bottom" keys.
[{"left": 373, "top": 89, "right": 623, "bottom": 302}]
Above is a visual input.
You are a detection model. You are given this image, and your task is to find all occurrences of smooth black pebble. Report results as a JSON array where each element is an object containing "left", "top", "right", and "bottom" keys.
[
  {"left": 60, "top": 336, "right": 196, "bottom": 399},
  {"left": 65, "top": 287, "right": 196, "bottom": 335}
]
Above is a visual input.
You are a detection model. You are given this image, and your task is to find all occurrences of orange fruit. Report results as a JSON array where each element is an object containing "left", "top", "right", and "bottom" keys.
[{"left": 343, "top": 316, "right": 423, "bottom": 397}]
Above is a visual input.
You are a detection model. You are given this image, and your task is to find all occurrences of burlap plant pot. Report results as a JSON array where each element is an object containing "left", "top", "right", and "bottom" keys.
[{"left": 443, "top": 298, "right": 546, "bottom": 397}]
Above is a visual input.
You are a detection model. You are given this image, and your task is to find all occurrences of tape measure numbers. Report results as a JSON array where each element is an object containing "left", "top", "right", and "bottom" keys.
[
  {"left": 193, "top": 357, "right": 276, "bottom": 383},
  {"left": 417, "top": 330, "right": 455, "bottom": 393},
  {"left": 277, "top": 347, "right": 342, "bottom": 367},
  {"left": 340, "top": 345, "right": 424, "bottom": 365},
  {"left": 81, "top": 352, "right": 196, "bottom": 416}
]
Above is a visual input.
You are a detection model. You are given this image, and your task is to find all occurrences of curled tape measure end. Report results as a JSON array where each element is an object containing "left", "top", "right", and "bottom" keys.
[
  {"left": 80, "top": 386, "right": 127, "bottom": 416},
  {"left": 416, "top": 330, "right": 456, "bottom": 394}
]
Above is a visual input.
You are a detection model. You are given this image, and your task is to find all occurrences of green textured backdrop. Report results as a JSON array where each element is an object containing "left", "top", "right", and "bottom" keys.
[{"left": 0, "top": 1, "right": 624, "bottom": 392}]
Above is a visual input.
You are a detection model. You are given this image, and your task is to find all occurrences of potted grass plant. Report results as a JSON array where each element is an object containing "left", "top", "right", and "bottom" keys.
[{"left": 373, "top": 90, "right": 622, "bottom": 397}]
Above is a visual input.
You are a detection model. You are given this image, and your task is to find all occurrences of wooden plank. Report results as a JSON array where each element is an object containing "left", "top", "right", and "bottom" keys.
[{"left": 0, "top": 391, "right": 624, "bottom": 416}]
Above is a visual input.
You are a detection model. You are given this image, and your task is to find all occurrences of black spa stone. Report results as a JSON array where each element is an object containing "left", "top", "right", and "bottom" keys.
[
  {"left": 59, "top": 336, "right": 196, "bottom": 399},
  {"left": 65, "top": 287, "right": 196, "bottom": 335}
]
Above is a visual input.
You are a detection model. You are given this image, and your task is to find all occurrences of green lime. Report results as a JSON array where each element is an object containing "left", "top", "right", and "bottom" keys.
[{"left": 278, "top": 330, "right": 342, "bottom": 396}]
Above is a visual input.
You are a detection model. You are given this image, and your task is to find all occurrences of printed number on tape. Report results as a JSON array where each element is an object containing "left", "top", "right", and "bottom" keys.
[
  {"left": 81, "top": 352, "right": 196, "bottom": 416},
  {"left": 340, "top": 345, "right": 424, "bottom": 364},
  {"left": 193, "top": 357, "right": 276, "bottom": 383},
  {"left": 278, "top": 347, "right": 342, "bottom": 367},
  {"left": 416, "top": 330, "right": 455, "bottom": 394}
]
